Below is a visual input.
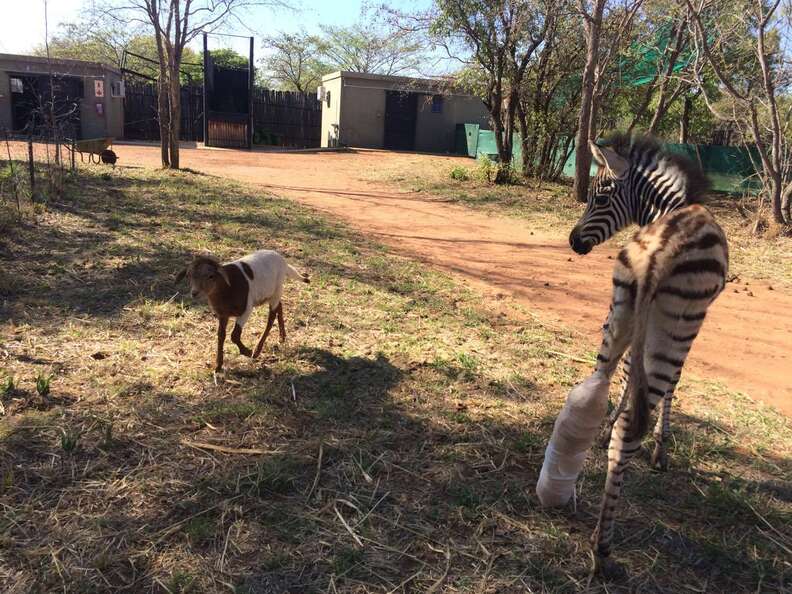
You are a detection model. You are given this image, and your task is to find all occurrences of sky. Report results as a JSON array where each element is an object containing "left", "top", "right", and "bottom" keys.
[{"left": 0, "top": 0, "right": 432, "bottom": 56}]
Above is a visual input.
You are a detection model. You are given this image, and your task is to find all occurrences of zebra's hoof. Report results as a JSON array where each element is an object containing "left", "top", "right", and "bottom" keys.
[
  {"left": 593, "top": 555, "right": 627, "bottom": 581},
  {"left": 650, "top": 446, "right": 668, "bottom": 472}
]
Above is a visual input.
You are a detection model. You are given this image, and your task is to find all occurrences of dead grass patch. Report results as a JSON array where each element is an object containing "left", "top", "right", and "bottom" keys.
[{"left": 0, "top": 165, "right": 789, "bottom": 592}]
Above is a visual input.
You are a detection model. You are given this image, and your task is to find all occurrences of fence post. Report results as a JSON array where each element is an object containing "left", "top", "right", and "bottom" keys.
[{"left": 27, "top": 137, "right": 35, "bottom": 200}]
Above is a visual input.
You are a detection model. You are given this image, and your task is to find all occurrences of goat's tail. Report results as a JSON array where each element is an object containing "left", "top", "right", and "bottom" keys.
[{"left": 286, "top": 263, "right": 310, "bottom": 284}]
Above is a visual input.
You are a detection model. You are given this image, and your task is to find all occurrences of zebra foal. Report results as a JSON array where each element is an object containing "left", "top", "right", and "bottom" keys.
[{"left": 543, "top": 133, "right": 729, "bottom": 576}]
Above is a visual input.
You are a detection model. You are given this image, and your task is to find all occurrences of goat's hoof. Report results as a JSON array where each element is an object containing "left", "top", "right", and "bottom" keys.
[
  {"left": 239, "top": 348, "right": 253, "bottom": 358},
  {"left": 593, "top": 555, "right": 626, "bottom": 581}
]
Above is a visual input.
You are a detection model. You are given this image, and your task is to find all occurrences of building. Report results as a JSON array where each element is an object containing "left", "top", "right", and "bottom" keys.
[
  {"left": 319, "top": 71, "right": 490, "bottom": 153},
  {"left": 0, "top": 53, "right": 124, "bottom": 140}
]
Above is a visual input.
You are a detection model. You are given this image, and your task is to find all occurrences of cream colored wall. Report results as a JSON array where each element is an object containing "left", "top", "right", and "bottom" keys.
[
  {"left": 0, "top": 70, "right": 10, "bottom": 131},
  {"left": 320, "top": 75, "right": 343, "bottom": 147},
  {"left": 339, "top": 82, "right": 385, "bottom": 148},
  {"left": 322, "top": 71, "right": 491, "bottom": 152}
]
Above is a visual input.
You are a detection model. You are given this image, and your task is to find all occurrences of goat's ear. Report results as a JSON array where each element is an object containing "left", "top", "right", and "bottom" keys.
[
  {"left": 217, "top": 265, "right": 231, "bottom": 286},
  {"left": 590, "top": 141, "right": 629, "bottom": 178},
  {"left": 175, "top": 267, "right": 188, "bottom": 283}
]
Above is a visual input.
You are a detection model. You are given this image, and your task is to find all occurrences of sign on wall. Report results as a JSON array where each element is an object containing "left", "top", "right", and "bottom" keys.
[{"left": 94, "top": 80, "right": 104, "bottom": 98}]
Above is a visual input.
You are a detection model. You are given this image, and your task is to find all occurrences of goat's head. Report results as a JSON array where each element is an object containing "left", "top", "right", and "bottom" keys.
[{"left": 176, "top": 254, "right": 231, "bottom": 298}]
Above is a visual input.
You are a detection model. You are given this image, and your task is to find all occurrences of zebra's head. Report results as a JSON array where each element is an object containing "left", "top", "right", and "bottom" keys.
[{"left": 569, "top": 141, "right": 630, "bottom": 255}]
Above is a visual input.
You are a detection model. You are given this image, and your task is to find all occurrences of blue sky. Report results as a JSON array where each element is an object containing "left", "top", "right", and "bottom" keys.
[{"left": 0, "top": 0, "right": 432, "bottom": 55}]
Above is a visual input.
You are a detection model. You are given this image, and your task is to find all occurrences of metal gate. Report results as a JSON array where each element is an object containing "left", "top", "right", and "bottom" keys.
[
  {"left": 203, "top": 34, "right": 253, "bottom": 149},
  {"left": 384, "top": 91, "right": 418, "bottom": 151}
]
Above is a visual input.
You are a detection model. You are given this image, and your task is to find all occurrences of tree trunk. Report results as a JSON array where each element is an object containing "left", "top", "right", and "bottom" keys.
[
  {"left": 169, "top": 65, "right": 181, "bottom": 169},
  {"left": 573, "top": 0, "right": 606, "bottom": 203},
  {"left": 517, "top": 100, "right": 534, "bottom": 177},
  {"left": 679, "top": 94, "right": 691, "bottom": 143},
  {"left": 157, "top": 74, "right": 171, "bottom": 168},
  {"left": 770, "top": 174, "right": 784, "bottom": 225}
]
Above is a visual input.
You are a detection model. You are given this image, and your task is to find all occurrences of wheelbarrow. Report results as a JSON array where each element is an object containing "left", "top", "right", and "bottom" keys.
[{"left": 65, "top": 137, "right": 114, "bottom": 164}]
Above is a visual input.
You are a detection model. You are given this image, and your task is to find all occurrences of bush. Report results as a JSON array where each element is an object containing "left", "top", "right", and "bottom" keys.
[
  {"left": 474, "top": 155, "right": 519, "bottom": 185},
  {"left": 449, "top": 166, "right": 470, "bottom": 181}
]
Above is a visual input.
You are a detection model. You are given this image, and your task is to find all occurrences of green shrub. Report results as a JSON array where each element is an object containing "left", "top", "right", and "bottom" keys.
[
  {"left": 449, "top": 166, "right": 470, "bottom": 181},
  {"left": 474, "top": 155, "right": 520, "bottom": 185}
]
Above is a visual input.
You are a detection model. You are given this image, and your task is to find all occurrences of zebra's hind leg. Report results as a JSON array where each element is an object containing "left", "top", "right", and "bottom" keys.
[
  {"left": 592, "top": 316, "right": 704, "bottom": 577},
  {"left": 599, "top": 358, "right": 630, "bottom": 448},
  {"left": 650, "top": 382, "right": 678, "bottom": 471}
]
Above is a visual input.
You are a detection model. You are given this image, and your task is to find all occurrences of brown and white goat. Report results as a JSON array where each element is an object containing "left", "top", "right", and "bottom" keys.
[{"left": 176, "top": 250, "right": 309, "bottom": 371}]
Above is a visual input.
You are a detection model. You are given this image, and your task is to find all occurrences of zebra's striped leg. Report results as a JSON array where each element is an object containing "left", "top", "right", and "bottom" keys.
[
  {"left": 593, "top": 316, "right": 703, "bottom": 575},
  {"left": 650, "top": 386, "right": 676, "bottom": 471},
  {"left": 599, "top": 358, "right": 630, "bottom": 448}
]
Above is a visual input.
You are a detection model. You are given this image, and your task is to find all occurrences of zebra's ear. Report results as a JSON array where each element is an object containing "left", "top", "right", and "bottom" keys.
[{"left": 590, "top": 142, "right": 629, "bottom": 178}]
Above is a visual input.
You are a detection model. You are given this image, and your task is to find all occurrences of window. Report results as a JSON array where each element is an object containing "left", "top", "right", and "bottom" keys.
[
  {"left": 10, "top": 77, "right": 23, "bottom": 94},
  {"left": 110, "top": 80, "right": 125, "bottom": 98},
  {"left": 431, "top": 94, "right": 443, "bottom": 113}
]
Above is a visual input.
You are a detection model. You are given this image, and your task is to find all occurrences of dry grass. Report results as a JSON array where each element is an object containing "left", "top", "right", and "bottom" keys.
[
  {"left": 366, "top": 158, "right": 792, "bottom": 287},
  {"left": 0, "top": 164, "right": 790, "bottom": 593}
]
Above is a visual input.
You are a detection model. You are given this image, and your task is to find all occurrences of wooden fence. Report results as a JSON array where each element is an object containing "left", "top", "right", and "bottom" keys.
[
  {"left": 123, "top": 83, "right": 321, "bottom": 148},
  {"left": 251, "top": 89, "right": 321, "bottom": 148},
  {"left": 123, "top": 82, "right": 204, "bottom": 142}
]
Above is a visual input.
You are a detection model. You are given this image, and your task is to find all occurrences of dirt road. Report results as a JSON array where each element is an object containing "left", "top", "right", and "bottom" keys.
[{"left": 116, "top": 143, "right": 792, "bottom": 416}]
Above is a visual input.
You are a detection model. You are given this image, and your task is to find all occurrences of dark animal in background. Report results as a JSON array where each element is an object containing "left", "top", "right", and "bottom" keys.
[
  {"left": 100, "top": 149, "right": 118, "bottom": 168},
  {"left": 176, "top": 250, "right": 309, "bottom": 372}
]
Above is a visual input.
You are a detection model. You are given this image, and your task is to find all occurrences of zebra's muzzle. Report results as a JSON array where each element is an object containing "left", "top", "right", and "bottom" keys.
[{"left": 569, "top": 227, "right": 592, "bottom": 255}]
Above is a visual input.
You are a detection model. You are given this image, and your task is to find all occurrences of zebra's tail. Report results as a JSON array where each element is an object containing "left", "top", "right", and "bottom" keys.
[{"left": 625, "top": 279, "right": 657, "bottom": 443}]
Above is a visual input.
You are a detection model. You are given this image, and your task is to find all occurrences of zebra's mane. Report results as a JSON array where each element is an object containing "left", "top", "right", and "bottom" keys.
[{"left": 602, "top": 133, "right": 710, "bottom": 203}]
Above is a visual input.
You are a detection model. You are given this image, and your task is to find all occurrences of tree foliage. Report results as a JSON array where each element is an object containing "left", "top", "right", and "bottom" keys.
[{"left": 261, "top": 31, "right": 328, "bottom": 92}]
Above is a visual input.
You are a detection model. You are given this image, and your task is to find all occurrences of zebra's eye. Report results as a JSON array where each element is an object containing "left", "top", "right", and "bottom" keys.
[{"left": 594, "top": 193, "right": 609, "bottom": 206}]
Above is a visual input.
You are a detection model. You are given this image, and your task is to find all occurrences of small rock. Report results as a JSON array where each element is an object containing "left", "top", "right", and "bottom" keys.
[
  {"left": 607, "top": 255, "right": 613, "bottom": 259},
  {"left": 567, "top": 257, "right": 573, "bottom": 262},
  {"left": 747, "top": 291, "right": 754, "bottom": 297},
  {"left": 544, "top": 282, "right": 551, "bottom": 287},
  {"left": 769, "top": 286, "right": 774, "bottom": 291},
  {"left": 91, "top": 352, "right": 108, "bottom": 360}
]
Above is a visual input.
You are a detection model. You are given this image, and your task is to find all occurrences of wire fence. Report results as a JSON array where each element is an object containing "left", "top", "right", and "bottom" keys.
[{"left": 0, "top": 128, "right": 118, "bottom": 216}]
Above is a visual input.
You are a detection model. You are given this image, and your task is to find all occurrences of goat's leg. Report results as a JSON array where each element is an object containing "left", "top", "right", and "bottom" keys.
[
  {"left": 253, "top": 307, "right": 277, "bottom": 358},
  {"left": 231, "top": 323, "right": 253, "bottom": 357},
  {"left": 276, "top": 302, "right": 286, "bottom": 343},
  {"left": 215, "top": 317, "right": 228, "bottom": 371}
]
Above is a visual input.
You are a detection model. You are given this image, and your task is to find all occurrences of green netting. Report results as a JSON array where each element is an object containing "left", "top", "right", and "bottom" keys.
[
  {"left": 475, "top": 130, "right": 523, "bottom": 171},
  {"left": 472, "top": 127, "right": 760, "bottom": 194},
  {"left": 619, "top": 22, "right": 695, "bottom": 87}
]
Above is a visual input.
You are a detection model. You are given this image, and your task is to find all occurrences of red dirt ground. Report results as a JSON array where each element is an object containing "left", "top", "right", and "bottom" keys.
[{"left": 114, "top": 143, "right": 792, "bottom": 417}]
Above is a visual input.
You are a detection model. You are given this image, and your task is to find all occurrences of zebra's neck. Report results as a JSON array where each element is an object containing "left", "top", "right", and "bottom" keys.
[{"left": 630, "top": 165, "right": 689, "bottom": 227}]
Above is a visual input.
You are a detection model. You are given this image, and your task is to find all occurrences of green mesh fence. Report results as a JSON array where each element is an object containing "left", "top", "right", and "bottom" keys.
[{"left": 470, "top": 128, "right": 760, "bottom": 194}]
